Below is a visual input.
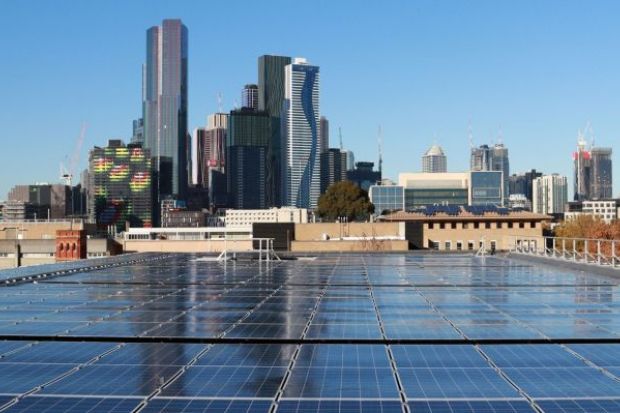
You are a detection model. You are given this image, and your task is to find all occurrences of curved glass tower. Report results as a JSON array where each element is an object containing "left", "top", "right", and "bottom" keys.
[{"left": 282, "top": 58, "right": 320, "bottom": 208}]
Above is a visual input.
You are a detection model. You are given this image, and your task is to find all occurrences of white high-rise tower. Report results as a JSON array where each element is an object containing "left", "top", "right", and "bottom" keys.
[{"left": 282, "top": 58, "right": 320, "bottom": 208}]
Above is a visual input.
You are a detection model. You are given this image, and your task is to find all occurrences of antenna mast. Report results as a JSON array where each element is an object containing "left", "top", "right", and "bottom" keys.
[{"left": 339, "top": 127, "right": 343, "bottom": 151}]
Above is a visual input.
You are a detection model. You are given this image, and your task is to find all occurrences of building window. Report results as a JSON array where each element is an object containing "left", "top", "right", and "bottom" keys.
[
  {"left": 467, "top": 241, "right": 474, "bottom": 251},
  {"left": 439, "top": 223, "right": 445, "bottom": 229},
  {"left": 430, "top": 241, "right": 439, "bottom": 250},
  {"left": 508, "top": 222, "right": 513, "bottom": 229},
  {"left": 485, "top": 222, "right": 491, "bottom": 229},
  {"left": 474, "top": 222, "right": 479, "bottom": 229},
  {"left": 456, "top": 241, "right": 463, "bottom": 251},
  {"left": 445, "top": 241, "right": 451, "bottom": 251},
  {"left": 519, "top": 222, "right": 525, "bottom": 228},
  {"left": 451, "top": 222, "right": 456, "bottom": 229}
]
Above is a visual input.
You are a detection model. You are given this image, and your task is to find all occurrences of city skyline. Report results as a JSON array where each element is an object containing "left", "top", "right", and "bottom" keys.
[{"left": 1, "top": 1, "right": 620, "bottom": 199}]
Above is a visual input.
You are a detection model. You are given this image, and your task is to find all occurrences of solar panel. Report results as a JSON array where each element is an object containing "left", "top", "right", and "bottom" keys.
[{"left": 1, "top": 253, "right": 620, "bottom": 411}]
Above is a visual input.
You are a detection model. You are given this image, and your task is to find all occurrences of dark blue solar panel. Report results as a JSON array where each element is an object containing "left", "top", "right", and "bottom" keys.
[
  {"left": 39, "top": 365, "right": 180, "bottom": 396},
  {"left": 501, "top": 367, "right": 620, "bottom": 398},
  {"left": 195, "top": 344, "right": 295, "bottom": 367},
  {"left": 0, "top": 363, "right": 75, "bottom": 394},
  {"left": 392, "top": 345, "right": 489, "bottom": 368},
  {"left": 398, "top": 368, "right": 520, "bottom": 398},
  {"left": 408, "top": 400, "right": 536, "bottom": 413},
  {"left": 159, "top": 366, "right": 285, "bottom": 398},
  {"left": 278, "top": 400, "right": 403, "bottom": 413},
  {"left": 569, "top": 344, "right": 620, "bottom": 367},
  {"left": 537, "top": 399, "right": 620, "bottom": 413},
  {"left": 142, "top": 398, "right": 272, "bottom": 413},
  {"left": 481, "top": 345, "right": 585, "bottom": 368},
  {"left": 283, "top": 366, "right": 399, "bottom": 398},
  {"left": 3, "top": 396, "right": 141, "bottom": 412}
]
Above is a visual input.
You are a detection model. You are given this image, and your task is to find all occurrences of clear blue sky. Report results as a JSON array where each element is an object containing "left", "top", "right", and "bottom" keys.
[{"left": 1, "top": 0, "right": 619, "bottom": 199}]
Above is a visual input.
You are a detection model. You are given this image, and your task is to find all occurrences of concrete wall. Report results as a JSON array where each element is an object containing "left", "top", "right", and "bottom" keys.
[
  {"left": 424, "top": 221, "right": 543, "bottom": 251},
  {"left": 291, "top": 240, "right": 409, "bottom": 252},
  {"left": 295, "top": 222, "right": 405, "bottom": 241},
  {"left": 123, "top": 239, "right": 253, "bottom": 253}
]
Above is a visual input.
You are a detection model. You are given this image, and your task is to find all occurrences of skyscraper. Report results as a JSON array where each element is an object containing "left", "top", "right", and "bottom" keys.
[
  {"left": 573, "top": 136, "right": 591, "bottom": 201},
  {"left": 258, "top": 55, "right": 292, "bottom": 207},
  {"left": 227, "top": 109, "right": 271, "bottom": 209},
  {"left": 533, "top": 174, "right": 568, "bottom": 214},
  {"left": 422, "top": 144, "right": 447, "bottom": 173},
  {"left": 282, "top": 58, "right": 320, "bottom": 208},
  {"left": 590, "top": 147, "right": 612, "bottom": 199},
  {"left": 192, "top": 114, "right": 227, "bottom": 191},
  {"left": 142, "top": 19, "right": 189, "bottom": 201},
  {"left": 242, "top": 84, "right": 259, "bottom": 110},
  {"left": 320, "top": 116, "right": 329, "bottom": 153},
  {"left": 470, "top": 144, "right": 492, "bottom": 172},
  {"left": 470, "top": 143, "right": 509, "bottom": 205},
  {"left": 491, "top": 143, "right": 510, "bottom": 203},
  {"left": 320, "top": 148, "right": 347, "bottom": 194},
  {"left": 89, "top": 140, "right": 152, "bottom": 232}
]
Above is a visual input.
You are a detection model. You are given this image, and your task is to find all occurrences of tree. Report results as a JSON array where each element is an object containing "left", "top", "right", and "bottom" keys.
[{"left": 317, "top": 181, "right": 374, "bottom": 222}]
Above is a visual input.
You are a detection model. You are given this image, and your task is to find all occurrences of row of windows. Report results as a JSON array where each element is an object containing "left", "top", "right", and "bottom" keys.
[
  {"left": 430, "top": 240, "right": 497, "bottom": 251},
  {"left": 428, "top": 221, "right": 538, "bottom": 230}
]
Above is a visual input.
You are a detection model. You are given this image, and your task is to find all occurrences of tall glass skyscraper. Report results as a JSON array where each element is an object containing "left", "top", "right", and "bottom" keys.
[
  {"left": 590, "top": 147, "right": 612, "bottom": 199},
  {"left": 142, "top": 19, "right": 188, "bottom": 202},
  {"left": 258, "top": 55, "right": 292, "bottom": 207},
  {"left": 282, "top": 58, "right": 320, "bottom": 208}
]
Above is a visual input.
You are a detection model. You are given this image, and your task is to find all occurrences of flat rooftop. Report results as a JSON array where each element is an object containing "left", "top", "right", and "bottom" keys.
[{"left": 0, "top": 253, "right": 620, "bottom": 412}]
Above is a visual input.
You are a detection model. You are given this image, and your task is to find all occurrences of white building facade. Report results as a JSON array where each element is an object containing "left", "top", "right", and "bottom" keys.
[
  {"left": 282, "top": 58, "right": 321, "bottom": 209},
  {"left": 533, "top": 174, "right": 568, "bottom": 214}
]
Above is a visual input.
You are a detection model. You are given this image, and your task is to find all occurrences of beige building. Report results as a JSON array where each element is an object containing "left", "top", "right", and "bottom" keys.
[
  {"left": 225, "top": 208, "right": 309, "bottom": 228},
  {"left": 381, "top": 208, "right": 550, "bottom": 251}
]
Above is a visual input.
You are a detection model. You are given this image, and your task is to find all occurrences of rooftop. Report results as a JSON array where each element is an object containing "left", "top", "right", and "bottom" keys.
[
  {"left": 0, "top": 252, "right": 619, "bottom": 412},
  {"left": 424, "top": 144, "right": 445, "bottom": 157},
  {"left": 382, "top": 205, "right": 551, "bottom": 221}
]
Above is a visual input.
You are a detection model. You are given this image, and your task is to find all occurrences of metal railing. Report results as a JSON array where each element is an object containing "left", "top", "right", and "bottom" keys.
[
  {"left": 510, "top": 235, "right": 620, "bottom": 269},
  {"left": 217, "top": 238, "right": 281, "bottom": 262}
]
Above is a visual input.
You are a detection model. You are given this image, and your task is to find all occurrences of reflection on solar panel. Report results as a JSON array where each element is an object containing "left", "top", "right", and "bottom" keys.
[{"left": 1, "top": 253, "right": 620, "bottom": 412}]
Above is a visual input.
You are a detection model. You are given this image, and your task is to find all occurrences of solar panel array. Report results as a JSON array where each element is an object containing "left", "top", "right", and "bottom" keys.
[{"left": 1, "top": 253, "right": 620, "bottom": 412}]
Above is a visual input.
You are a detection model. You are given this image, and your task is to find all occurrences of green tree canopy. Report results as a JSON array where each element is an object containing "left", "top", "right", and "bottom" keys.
[{"left": 317, "top": 181, "right": 374, "bottom": 221}]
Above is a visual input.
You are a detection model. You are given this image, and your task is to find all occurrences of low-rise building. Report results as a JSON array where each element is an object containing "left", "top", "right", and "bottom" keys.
[
  {"left": 564, "top": 199, "right": 620, "bottom": 223},
  {"left": 380, "top": 205, "right": 550, "bottom": 251},
  {"left": 225, "top": 208, "right": 309, "bottom": 228}
]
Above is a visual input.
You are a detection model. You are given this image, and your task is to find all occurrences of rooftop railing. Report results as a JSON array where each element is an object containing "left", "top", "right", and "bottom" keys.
[{"left": 510, "top": 235, "right": 620, "bottom": 269}]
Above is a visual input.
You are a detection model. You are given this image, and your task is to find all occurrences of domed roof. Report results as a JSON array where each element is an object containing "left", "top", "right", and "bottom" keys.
[{"left": 424, "top": 144, "right": 445, "bottom": 157}]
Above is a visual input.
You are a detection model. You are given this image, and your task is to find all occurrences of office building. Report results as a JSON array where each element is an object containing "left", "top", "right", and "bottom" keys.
[
  {"left": 398, "top": 172, "right": 469, "bottom": 208},
  {"left": 369, "top": 185, "right": 405, "bottom": 215},
  {"left": 131, "top": 118, "right": 144, "bottom": 144},
  {"left": 225, "top": 207, "right": 309, "bottom": 228},
  {"left": 320, "top": 116, "right": 329, "bottom": 153},
  {"left": 492, "top": 144, "right": 510, "bottom": 203},
  {"left": 142, "top": 19, "right": 189, "bottom": 201},
  {"left": 470, "top": 170, "right": 503, "bottom": 205},
  {"left": 470, "top": 144, "right": 493, "bottom": 171},
  {"left": 242, "top": 84, "right": 259, "bottom": 109},
  {"left": 590, "top": 147, "right": 613, "bottom": 199},
  {"left": 533, "top": 174, "right": 568, "bottom": 215},
  {"left": 282, "top": 58, "right": 321, "bottom": 208},
  {"left": 508, "top": 194, "right": 531, "bottom": 210},
  {"left": 565, "top": 199, "right": 620, "bottom": 223},
  {"left": 421, "top": 144, "right": 447, "bottom": 173},
  {"left": 347, "top": 162, "right": 381, "bottom": 192},
  {"left": 8, "top": 184, "right": 73, "bottom": 219},
  {"left": 509, "top": 169, "right": 542, "bottom": 203},
  {"left": 342, "top": 149, "right": 355, "bottom": 171},
  {"left": 320, "top": 149, "right": 348, "bottom": 194},
  {"left": 89, "top": 140, "right": 152, "bottom": 232},
  {"left": 227, "top": 109, "right": 271, "bottom": 209},
  {"left": 573, "top": 136, "right": 591, "bottom": 201},
  {"left": 258, "top": 55, "right": 292, "bottom": 207}
]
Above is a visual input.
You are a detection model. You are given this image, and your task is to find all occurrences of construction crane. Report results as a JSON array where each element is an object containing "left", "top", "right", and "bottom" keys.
[
  {"left": 378, "top": 125, "right": 383, "bottom": 175},
  {"left": 60, "top": 123, "right": 87, "bottom": 187}
]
